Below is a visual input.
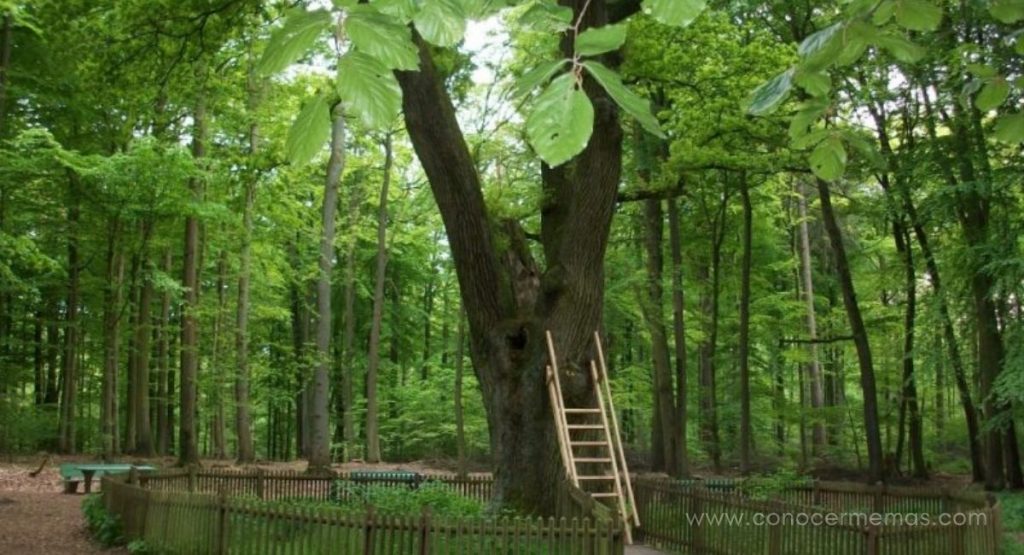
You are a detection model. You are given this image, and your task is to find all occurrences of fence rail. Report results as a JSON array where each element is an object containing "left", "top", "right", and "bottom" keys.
[
  {"left": 633, "top": 477, "right": 1002, "bottom": 555},
  {"left": 103, "top": 469, "right": 623, "bottom": 554}
]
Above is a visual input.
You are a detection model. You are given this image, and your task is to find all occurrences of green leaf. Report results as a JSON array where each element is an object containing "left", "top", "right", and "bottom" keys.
[
  {"left": 793, "top": 128, "right": 831, "bottom": 150},
  {"left": 894, "top": 0, "right": 942, "bottom": 31},
  {"left": 794, "top": 71, "right": 831, "bottom": 97},
  {"left": 789, "top": 99, "right": 829, "bottom": 140},
  {"left": 798, "top": 23, "right": 841, "bottom": 58},
  {"left": 287, "top": 96, "right": 332, "bottom": 166},
  {"left": 414, "top": 0, "right": 467, "bottom": 47},
  {"left": 872, "top": 0, "right": 896, "bottom": 24},
  {"left": 876, "top": 34, "right": 926, "bottom": 63},
  {"left": 966, "top": 63, "right": 997, "bottom": 78},
  {"left": 371, "top": 0, "right": 419, "bottom": 21},
  {"left": 583, "top": 61, "right": 665, "bottom": 138},
  {"left": 345, "top": 5, "right": 420, "bottom": 71},
  {"left": 525, "top": 74, "right": 595, "bottom": 167},
  {"left": 514, "top": 59, "right": 570, "bottom": 99},
  {"left": 575, "top": 23, "right": 628, "bottom": 56},
  {"left": 810, "top": 136, "right": 847, "bottom": 181},
  {"left": 517, "top": 1, "right": 573, "bottom": 32},
  {"left": 643, "top": 0, "right": 706, "bottom": 27},
  {"left": 337, "top": 52, "right": 403, "bottom": 129},
  {"left": 835, "top": 22, "right": 875, "bottom": 66},
  {"left": 258, "top": 9, "right": 332, "bottom": 75},
  {"left": 975, "top": 79, "right": 1010, "bottom": 111},
  {"left": 993, "top": 113, "right": 1024, "bottom": 143},
  {"left": 990, "top": 0, "right": 1024, "bottom": 23},
  {"left": 746, "top": 69, "right": 794, "bottom": 116}
]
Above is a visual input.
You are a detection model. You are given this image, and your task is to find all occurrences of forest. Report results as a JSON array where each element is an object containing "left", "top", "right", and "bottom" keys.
[{"left": 1, "top": 0, "right": 1024, "bottom": 537}]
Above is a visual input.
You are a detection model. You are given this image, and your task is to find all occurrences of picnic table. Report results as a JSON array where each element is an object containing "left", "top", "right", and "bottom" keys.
[{"left": 59, "top": 463, "right": 156, "bottom": 494}]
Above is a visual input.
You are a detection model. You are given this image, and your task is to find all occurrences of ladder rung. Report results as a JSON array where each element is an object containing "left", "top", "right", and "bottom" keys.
[
  {"left": 567, "top": 424, "right": 605, "bottom": 430},
  {"left": 578, "top": 475, "right": 616, "bottom": 480},
  {"left": 570, "top": 441, "right": 607, "bottom": 447},
  {"left": 563, "top": 408, "right": 602, "bottom": 414},
  {"left": 575, "top": 458, "right": 612, "bottom": 463}
]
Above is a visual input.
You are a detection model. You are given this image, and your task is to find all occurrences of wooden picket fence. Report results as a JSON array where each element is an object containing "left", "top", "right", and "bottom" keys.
[
  {"left": 633, "top": 477, "right": 1003, "bottom": 555},
  {"left": 102, "top": 469, "right": 624, "bottom": 554}
]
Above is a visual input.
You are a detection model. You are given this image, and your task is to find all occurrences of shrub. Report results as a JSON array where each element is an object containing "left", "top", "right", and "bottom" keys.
[{"left": 81, "top": 494, "right": 124, "bottom": 547}]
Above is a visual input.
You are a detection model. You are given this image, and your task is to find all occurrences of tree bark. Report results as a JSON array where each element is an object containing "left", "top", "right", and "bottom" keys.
[
  {"left": 339, "top": 187, "right": 361, "bottom": 461},
  {"left": 156, "top": 250, "right": 172, "bottom": 456},
  {"left": 102, "top": 220, "right": 126, "bottom": 460},
  {"left": 365, "top": 133, "right": 393, "bottom": 465},
  {"left": 179, "top": 96, "right": 206, "bottom": 466},
  {"left": 796, "top": 182, "right": 827, "bottom": 451},
  {"left": 133, "top": 223, "right": 155, "bottom": 456},
  {"left": 58, "top": 172, "right": 82, "bottom": 454},
  {"left": 455, "top": 310, "right": 467, "bottom": 476},
  {"left": 210, "top": 249, "right": 228, "bottom": 459},
  {"left": 667, "top": 197, "right": 689, "bottom": 476},
  {"left": 641, "top": 199, "right": 679, "bottom": 476},
  {"left": 815, "top": 178, "right": 883, "bottom": 482},
  {"left": 307, "top": 108, "right": 347, "bottom": 471},
  {"left": 893, "top": 226, "right": 926, "bottom": 478},
  {"left": 738, "top": 176, "right": 753, "bottom": 474}
]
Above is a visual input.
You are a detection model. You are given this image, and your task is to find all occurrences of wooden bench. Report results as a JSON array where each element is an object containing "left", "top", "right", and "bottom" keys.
[{"left": 60, "top": 463, "right": 156, "bottom": 494}]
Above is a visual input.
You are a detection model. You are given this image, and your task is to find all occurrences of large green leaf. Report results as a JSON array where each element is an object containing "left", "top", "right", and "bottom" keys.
[
  {"left": 414, "top": 0, "right": 467, "bottom": 47},
  {"left": 894, "top": 0, "right": 942, "bottom": 31},
  {"left": 371, "top": 0, "right": 418, "bottom": 22},
  {"left": 517, "top": 1, "right": 573, "bottom": 32},
  {"left": 258, "top": 9, "right": 332, "bottom": 75},
  {"left": 994, "top": 113, "right": 1024, "bottom": 143},
  {"left": 975, "top": 79, "right": 1010, "bottom": 111},
  {"left": 810, "top": 136, "right": 847, "bottom": 181},
  {"left": 575, "top": 23, "right": 628, "bottom": 56},
  {"left": 337, "top": 52, "right": 403, "bottom": 129},
  {"left": 798, "top": 23, "right": 841, "bottom": 59},
  {"left": 794, "top": 71, "right": 831, "bottom": 97},
  {"left": 876, "top": 34, "right": 926, "bottom": 63},
  {"left": 583, "top": 61, "right": 665, "bottom": 138},
  {"left": 345, "top": 5, "right": 420, "bottom": 70},
  {"left": 286, "top": 96, "right": 332, "bottom": 166},
  {"left": 746, "top": 69, "right": 794, "bottom": 116},
  {"left": 643, "top": 0, "right": 706, "bottom": 27},
  {"left": 990, "top": 0, "right": 1024, "bottom": 23},
  {"left": 525, "top": 74, "right": 595, "bottom": 167},
  {"left": 514, "top": 59, "right": 570, "bottom": 99}
]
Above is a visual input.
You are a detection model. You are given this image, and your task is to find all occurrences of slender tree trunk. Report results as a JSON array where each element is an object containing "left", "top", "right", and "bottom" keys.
[
  {"left": 209, "top": 250, "right": 228, "bottom": 459},
  {"left": 102, "top": 220, "right": 125, "bottom": 460},
  {"left": 307, "top": 108, "right": 347, "bottom": 471},
  {"left": 738, "top": 176, "right": 753, "bottom": 474},
  {"left": 156, "top": 250, "right": 172, "bottom": 455},
  {"left": 815, "top": 178, "right": 883, "bottom": 482},
  {"left": 641, "top": 199, "right": 679, "bottom": 475},
  {"left": 133, "top": 223, "right": 155, "bottom": 456},
  {"left": 365, "top": 133, "right": 393, "bottom": 465},
  {"left": 339, "top": 188, "right": 361, "bottom": 461},
  {"left": 234, "top": 180, "right": 256, "bottom": 462},
  {"left": 455, "top": 311, "right": 467, "bottom": 476},
  {"left": 894, "top": 226, "right": 926, "bottom": 478},
  {"left": 58, "top": 172, "right": 82, "bottom": 454},
  {"left": 667, "top": 197, "right": 689, "bottom": 476},
  {"left": 796, "top": 181, "right": 827, "bottom": 451},
  {"left": 179, "top": 96, "right": 206, "bottom": 466}
]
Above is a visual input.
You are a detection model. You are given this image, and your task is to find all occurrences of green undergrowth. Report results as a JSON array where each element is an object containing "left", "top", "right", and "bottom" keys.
[
  {"left": 82, "top": 493, "right": 124, "bottom": 547},
  {"left": 1000, "top": 492, "right": 1024, "bottom": 555},
  {"left": 273, "top": 480, "right": 497, "bottom": 518}
]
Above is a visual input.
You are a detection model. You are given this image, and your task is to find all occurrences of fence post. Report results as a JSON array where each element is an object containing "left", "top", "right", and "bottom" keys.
[
  {"left": 217, "top": 487, "right": 228, "bottom": 555},
  {"left": 364, "top": 506, "right": 376, "bottom": 555},
  {"left": 950, "top": 515, "right": 965, "bottom": 555},
  {"left": 989, "top": 494, "right": 1002, "bottom": 554},
  {"left": 256, "top": 468, "right": 265, "bottom": 500},
  {"left": 419, "top": 506, "right": 431, "bottom": 555},
  {"left": 768, "top": 513, "right": 782, "bottom": 555},
  {"left": 864, "top": 524, "right": 879, "bottom": 555},
  {"left": 128, "top": 467, "right": 139, "bottom": 485},
  {"left": 692, "top": 493, "right": 705, "bottom": 553},
  {"left": 872, "top": 482, "right": 884, "bottom": 513},
  {"left": 188, "top": 465, "right": 197, "bottom": 493}
]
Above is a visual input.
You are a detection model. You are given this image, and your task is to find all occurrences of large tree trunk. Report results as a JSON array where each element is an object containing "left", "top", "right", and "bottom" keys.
[
  {"left": 338, "top": 186, "right": 361, "bottom": 461},
  {"left": 393, "top": 0, "right": 629, "bottom": 513},
  {"left": 102, "top": 220, "right": 126, "bottom": 460},
  {"left": 210, "top": 249, "right": 228, "bottom": 459},
  {"left": 796, "top": 182, "right": 827, "bottom": 451},
  {"left": 640, "top": 198, "right": 679, "bottom": 476},
  {"left": 235, "top": 180, "right": 256, "bottom": 463},
  {"left": 307, "top": 109, "right": 347, "bottom": 471},
  {"left": 738, "top": 176, "right": 753, "bottom": 474},
  {"left": 58, "top": 172, "right": 82, "bottom": 454},
  {"left": 815, "top": 178, "right": 883, "bottom": 482},
  {"left": 179, "top": 97, "right": 206, "bottom": 466},
  {"left": 666, "top": 197, "right": 689, "bottom": 476},
  {"left": 365, "top": 133, "right": 393, "bottom": 465}
]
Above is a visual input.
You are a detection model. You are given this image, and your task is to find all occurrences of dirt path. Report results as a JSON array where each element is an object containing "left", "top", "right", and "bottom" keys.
[{"left": 0, "top": 492, "right": 121, "bottom": 554}]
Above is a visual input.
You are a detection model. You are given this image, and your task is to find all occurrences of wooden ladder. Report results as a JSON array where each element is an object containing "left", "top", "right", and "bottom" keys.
[{"left": 546, "top": 330, "right": 640, "bottom": 544}]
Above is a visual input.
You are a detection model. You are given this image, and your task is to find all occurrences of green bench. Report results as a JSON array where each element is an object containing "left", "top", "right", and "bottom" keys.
[
  {"left": 349, "top": 470, "right": 424, "bottom": 488},
  {"left": 59, "top": 463, "right": 156, "bottom": 494}
]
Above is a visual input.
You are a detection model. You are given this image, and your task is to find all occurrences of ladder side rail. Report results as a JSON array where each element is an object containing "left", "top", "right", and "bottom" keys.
[
  {"left": 594, "top": 331, "right": 640, "bottom": 527},
  {"left": 547, "top": 365, "right": 575, "bottom": 482},
  {"left": 591, "top": 360, "right": 632, "bottom": 545},
  {"left": 546, "top": 331, "right": 578, "bottom": 486}
]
